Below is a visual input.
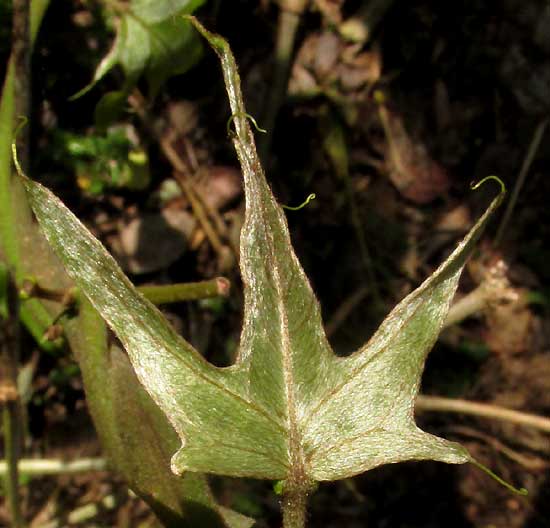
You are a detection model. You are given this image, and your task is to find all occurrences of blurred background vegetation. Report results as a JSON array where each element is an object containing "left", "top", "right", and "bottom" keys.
[{"left": 1, "top": 0, "right": 550, "bottom": 526}]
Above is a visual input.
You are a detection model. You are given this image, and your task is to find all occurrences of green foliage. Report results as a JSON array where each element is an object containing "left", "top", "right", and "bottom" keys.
[
  {"left": 0, "top": 23, "right": 61, "bottom": 353},
  {"left": 0, "top": 260, "right": 8, "bottom": 319},
  {"left": 66, "top": 300, "right": 253, "bottom": 527},
  {"left": 48, "top": 362, "right": 80, "bottom": 386},
  {"left": 73, "top": 0, "right": 206, "bottom": 125},
  {"left": 51, "top": 128, "right": 150, "bottom": 194},
  {"left": 1, "top": 3, "right": 253, "bottom": 525},
  {"left": 20, "top": 17, "right": 506, "bottom": 502}
]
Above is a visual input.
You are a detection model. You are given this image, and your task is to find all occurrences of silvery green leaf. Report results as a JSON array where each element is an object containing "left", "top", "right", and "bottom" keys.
[{"left": 22, "top": 18, "right": 504, "bottom": 486}]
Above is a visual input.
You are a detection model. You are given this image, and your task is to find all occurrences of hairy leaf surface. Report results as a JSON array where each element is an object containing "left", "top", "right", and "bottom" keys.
[{"left": 22, "top": 19, "right": 504, "bottom": 485}]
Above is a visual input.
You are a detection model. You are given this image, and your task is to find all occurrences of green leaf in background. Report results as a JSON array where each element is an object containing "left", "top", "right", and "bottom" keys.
[
  {"left": 68, "top": 299, "right": 253, "bottom": 528},
  {"left": 93, "top": 90, "right": 129, "bottom": 131},
  {"left": 0, "top": 260, "right": 8, "bottom": 319},
  {"left": 2, "top": 3, "right": 253, "bottom": 523},
  {"left": 21, "top": 16, "right": 504, "bottom": 493},
  {"left": 0, "top": 0, "right": 67, "bottom": 353},
  {"left": 51, "top": 127, "right": 150, "bottom": 193},
  {"left": 73, "top": 0, "right": 205, "bottom": 101}
]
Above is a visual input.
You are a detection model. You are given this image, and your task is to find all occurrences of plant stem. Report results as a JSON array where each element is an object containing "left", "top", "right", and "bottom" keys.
[
  {"left": 442, "top": 284, "right": 487, "bottom": 328},
  {"left": 259, "top": 2, "right": 304, "bottom": 163},
  {"left": 12, "top": 0, "right": 31, "bottom": 173},
  {"left": 0, "top": 2, "right": 49, "bottom": 521},
  {"left": 138, "top": 278, "right": 230, "bottom": 304},
  {"left": 19, "top": 279, "right": 76, "bottom": 305},
  {"left": 1, "top": 280, "right": 24, "bottom": 528},
  {"left": 2, "top": 403, "right": 24, "bottom": 528},
  {"left": 323, "top": 115, "right": 381, "bottom": 306},
  {"left": 343, "top": 169, "right": 380, "bottom": 307},
  {"left": 494, "top": 118, "right": 548, "bottom": 246},
  {"left": 128, "top": 90, "right": 234, "bottom": 269},
  {"left": 416, "top": 395, "right": 550, "bottom": 433},
  {"left": 20, "top": 279, "right": 230, "bottom": 307},
  {"left": 443, "top": 260, "right": 517, "bottom": 328},
  {"left": 281, "top": 488, "right": 308, "bottom": 528},
  {"left": 0, "top": 457, "right": 107, "bottom": 476}
]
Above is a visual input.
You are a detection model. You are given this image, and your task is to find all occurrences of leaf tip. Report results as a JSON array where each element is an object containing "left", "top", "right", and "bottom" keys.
[{"left": 183, "top": 15, "right": 228, "bottom": 54}]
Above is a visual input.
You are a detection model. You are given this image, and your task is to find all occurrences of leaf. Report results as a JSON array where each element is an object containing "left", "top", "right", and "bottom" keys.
[
  {"left": 68, "top": 300, "right": 253, "bottom": 527},
  {"left": 73, "top": 0, "right": 205, "bottom": 101},
  {"left": 21, "top": 18, "right": 504, "bottom": 488},
  {"left": 0, "top": 260, "right": 7, "bottom": 319},
  {"left": 378, "top": 103, "right": 451, "bottom": 204},
  {"left": 1, "top": 5, "right": 253, "bottom": 522},
  {"left": 144, "top": 14, "right": 204, "bottom": 96},
  {"left": 94, "top": 90, "right": 128, "bottom": 129},
  {"left": 3, "top": 76, "right": 252, "bottom": 528},
  {"left": 0, "top": 10, "right": 66, "bottom": 353},
  {"left": 132, "top": 0, "right": 205, "bottom": 22}
]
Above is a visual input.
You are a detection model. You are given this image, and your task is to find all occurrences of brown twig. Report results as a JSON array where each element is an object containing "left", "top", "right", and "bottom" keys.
[
  {"left": 161, "top": 137, "right": 230, "bottom": 263},
  {"left": 312, "top": 0, "right": 342, "bottom": 26},
  {"left": 443, "top": 284, "right": 487, "bottom": 328},
  {"left": 446, "top": 425, "right": 549, "bottom": 471},
  {"left": 36, "top": 494, "right": 118, "bottom": 528},
  {"left": 19, "top": 279, "right": 76, "bottom": 306},
  {"left": 416, "top": 395, "right": 550, "bottom": 434},
  {"left": 278, "top": 0, "right": 309, "bottom": 15},
  {"left": 127, "top": 90, "right": 233, "bottom": 268},
  {"left": 180, "top": 136, "right": 231, "bottom": 243},
  {"left": 443, "top": 260, "right": 518, "bottom": 328}
]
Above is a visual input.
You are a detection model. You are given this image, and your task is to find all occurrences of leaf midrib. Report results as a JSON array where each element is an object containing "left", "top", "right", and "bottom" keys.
[
  {"left": 115, "top": 300, "right": 288, "bottom": 434},
  {"left": 257, "top": 186, "right": 307, "bottom": 480}
]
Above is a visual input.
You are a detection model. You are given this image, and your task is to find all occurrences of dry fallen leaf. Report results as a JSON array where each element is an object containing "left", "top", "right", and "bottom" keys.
[
  {"left": 378, "top": 105, "right": 451, "bottom": 204},
  {"left": 109, "top": 209, "right": 196, "bottom": 274}
]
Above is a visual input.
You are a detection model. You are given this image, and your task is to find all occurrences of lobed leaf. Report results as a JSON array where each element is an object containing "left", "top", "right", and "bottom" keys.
[{"left": 22, "top": 18, "right": 505, "bottom": 488}]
